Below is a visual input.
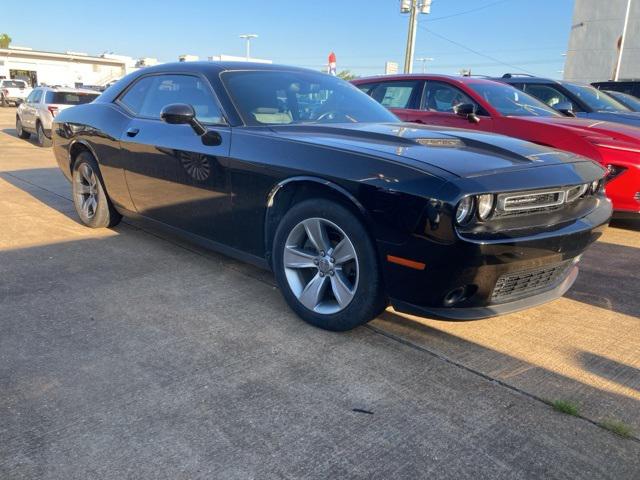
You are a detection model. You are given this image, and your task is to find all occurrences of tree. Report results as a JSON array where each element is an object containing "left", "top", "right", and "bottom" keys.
[
  {"left": 0, "top": 33, "right": 11, "bottom": 49},
  {"left": 337, "top": 70, "right": 358, "bottom": 81}
]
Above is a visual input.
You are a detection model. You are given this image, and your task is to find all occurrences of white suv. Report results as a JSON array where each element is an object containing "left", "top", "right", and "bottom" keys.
[
  {"left": 0, "top": 79, "right": 32, "bottom": 106},
  {"left": 16, "top": 87, "right": 100, "bottom": 147}
]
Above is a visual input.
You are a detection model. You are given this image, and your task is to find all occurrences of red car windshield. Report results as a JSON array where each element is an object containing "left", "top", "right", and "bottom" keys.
[{"left": 469, "top": 82, "right": 561, "bottom": 117}]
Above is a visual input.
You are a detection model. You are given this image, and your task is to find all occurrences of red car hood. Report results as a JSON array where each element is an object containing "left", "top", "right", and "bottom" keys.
[{"left": 519, "top": 116, "right": 640, "bottom": 144}]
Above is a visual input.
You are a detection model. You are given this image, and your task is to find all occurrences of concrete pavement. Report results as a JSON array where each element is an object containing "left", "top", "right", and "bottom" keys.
[{"left": 1, "top": 107, "right": 639, "bottom": 479}]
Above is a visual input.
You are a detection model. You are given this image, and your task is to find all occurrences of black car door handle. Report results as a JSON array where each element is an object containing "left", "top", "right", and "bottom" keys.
[{"left": 126, "top": 128, "right": 139, "bottom": 137}]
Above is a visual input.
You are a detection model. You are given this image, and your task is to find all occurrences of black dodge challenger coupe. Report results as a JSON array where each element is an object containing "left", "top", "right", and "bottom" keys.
[{"left": 52, "top": 62, "right": 611, "bottom": 331}]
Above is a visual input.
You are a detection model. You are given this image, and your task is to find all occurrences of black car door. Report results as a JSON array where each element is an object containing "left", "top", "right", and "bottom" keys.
[{"left": 117, "top": 74, "right": 234, "bottom": 244}]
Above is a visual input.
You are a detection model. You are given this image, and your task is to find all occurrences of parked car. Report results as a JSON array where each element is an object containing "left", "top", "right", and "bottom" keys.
[
  {"left": 602, "top": 90, "right": 640, "bottom": 111},
  {"left": 592, "top": 79, "right": 640, "bottom": 99},
  {"left": 0, "top": 79, "right": 32, "bottom": 107},
  {"left": 52, "top": 62, "right": 610, "bottom": 330},
  {"left": 353, "top": 74, "right": 639, "bottom": 217},
  {"left": 16, "top": 87, "right": 100, "bottom": 147},
  {"left": 496, "top": 74, "right": 640, "bottom": 128}
]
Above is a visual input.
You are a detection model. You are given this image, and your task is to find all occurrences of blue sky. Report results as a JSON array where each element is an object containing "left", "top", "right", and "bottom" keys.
[{"left": 3, "top": 0, "right": 575, "bottom": 78}]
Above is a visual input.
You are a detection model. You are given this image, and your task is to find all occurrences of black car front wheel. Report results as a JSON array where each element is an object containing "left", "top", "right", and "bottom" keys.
[
  {"left": 72, "top": 152, "right": 122, "bottom": 228},
  {"left": 273, "top": 199, "right": 387, "bottom": 331},
  {"left": 16, "top": 117, "right": 30, "bottom": 139}
]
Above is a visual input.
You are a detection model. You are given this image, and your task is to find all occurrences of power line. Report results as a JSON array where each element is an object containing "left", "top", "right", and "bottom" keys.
[
  {"left": 418, "top": 26, "right": 536, "bottom": 75},
  {"left": 425, "top": 0, "right": 517, "bottom": 22}
]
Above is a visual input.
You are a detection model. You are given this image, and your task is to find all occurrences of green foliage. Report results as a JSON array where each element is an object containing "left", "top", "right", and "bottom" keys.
[
  {"left": 0, "top": 33, "right": 11, "bottom": 49},
  {"left": 337, "top": 70, "right": 358, "bottom": 81},
  {"left": 552, "top": 400, "right": 579, "bottom": 416},
  {"left": 599, "top": 419, "right": 633, "bottom": 438}
]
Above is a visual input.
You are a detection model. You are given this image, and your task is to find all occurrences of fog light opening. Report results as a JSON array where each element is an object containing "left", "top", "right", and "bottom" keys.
[{"left": 443, "top": 286, "right": 469, "bottom": 307}]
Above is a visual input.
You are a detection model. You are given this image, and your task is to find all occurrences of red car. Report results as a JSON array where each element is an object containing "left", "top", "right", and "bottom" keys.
[{"left": 353, "top": 75, "right": 640, "bottom": 216}]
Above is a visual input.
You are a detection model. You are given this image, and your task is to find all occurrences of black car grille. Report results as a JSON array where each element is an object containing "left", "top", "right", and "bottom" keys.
[{"left": 491, "top": 261, "right": 572, "bottom": 302}]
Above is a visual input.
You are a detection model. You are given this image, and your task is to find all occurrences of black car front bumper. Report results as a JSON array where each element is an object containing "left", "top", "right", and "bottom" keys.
[
  {"left": 380, "top": 197, "right": 611, "bottom": 320},
  {"left": 391, "top": 263, "right": 578, "bottom": 320}
]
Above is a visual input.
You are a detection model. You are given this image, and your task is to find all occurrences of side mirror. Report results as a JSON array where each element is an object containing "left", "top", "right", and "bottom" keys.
[
  {"left": 161, "top": 103, "right": 207, "bottom": 135},
  {"left": 553, "top": 101, "right": 576, "bottom": 117},
  {"left": 454, "top": 103, "right": 480, "bottom": 123}
]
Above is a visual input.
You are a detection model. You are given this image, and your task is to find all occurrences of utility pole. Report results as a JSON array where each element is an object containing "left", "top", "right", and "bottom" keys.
[
  {"left": 614, "top": 0, "right": 632, "bottom": 81},
  {"left": 400, "top": 0, "right": 432, "bottom": 73},
  {"left": 239, "top": 34, "right": 258, "bottom": 61}
]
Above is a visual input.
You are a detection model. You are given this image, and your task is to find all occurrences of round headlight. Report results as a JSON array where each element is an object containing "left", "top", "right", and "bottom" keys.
[
  {"left": 456, "top": 196, "right": 475, "bottom": 225},
  {"left": 476, "top": 194, "right": 494, "bottom": 220}
]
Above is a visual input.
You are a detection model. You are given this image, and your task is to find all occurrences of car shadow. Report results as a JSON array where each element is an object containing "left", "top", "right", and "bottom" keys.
[
  {"left": 576, "top": 351, "right": 640, "bottom": 393},
  {"left": 0, "top": 168, "right": 78, "bottom": 222},
  {"left": 566, "top": 240, "right": 640, "bottom": 317},
  {"left": 1, "top": 127, "right": 40, "bottom": 147},
  {"left": 610, "top": 217, "right": 640, "bottom": 232}
]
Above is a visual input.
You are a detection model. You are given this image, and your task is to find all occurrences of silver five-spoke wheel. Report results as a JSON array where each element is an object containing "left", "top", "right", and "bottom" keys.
[
  {"left": 283, "top": 217, "right": 359, "bottom": 314},
  {"left": 74, "top": 163, "right": 99, "bottom": 220}
]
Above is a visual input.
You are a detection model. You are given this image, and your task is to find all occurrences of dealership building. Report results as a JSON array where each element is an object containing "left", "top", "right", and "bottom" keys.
[
  {"left": 564, "top": 0, "right": 640, "bottom": 83},
  {"left": 0, "top": 46, "right": 143, "bottom": 87}
]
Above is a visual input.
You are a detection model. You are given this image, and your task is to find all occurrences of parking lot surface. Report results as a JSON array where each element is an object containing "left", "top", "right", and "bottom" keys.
[{"left": 1, "top": 107, "right": 639, "bottom": 479}]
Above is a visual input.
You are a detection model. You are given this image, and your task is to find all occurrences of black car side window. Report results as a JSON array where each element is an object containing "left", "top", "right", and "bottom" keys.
[
  {"left": 119, "top": 76, "right": 152, "bottom": 114},
  {"left": 120, "top": 74, "right": 224, "bottom": 124}
]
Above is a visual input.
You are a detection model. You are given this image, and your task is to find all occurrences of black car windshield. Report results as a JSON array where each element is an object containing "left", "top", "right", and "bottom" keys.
[
  {"left": 222, "top": 70, "right": 398, "bottom": 125},
  {"left": 563, "top": 83, "right": 630, "bottom": 112},
  {"left": 469, "top": 82, "right": 561, "bottom": 117}
]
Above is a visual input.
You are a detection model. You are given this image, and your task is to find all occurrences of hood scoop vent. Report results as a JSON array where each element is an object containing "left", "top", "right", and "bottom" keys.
[{"left": 415, "top": 138, "right": 464, "bottom": 148}]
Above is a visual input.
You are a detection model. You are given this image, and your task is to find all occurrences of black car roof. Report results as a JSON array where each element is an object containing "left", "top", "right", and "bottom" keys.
[
  {"left": 97, "top": 61, "right": 323, "bottom": 104},
  {"left": 135, "top": 61, "right": 315, "bottom": 75}
]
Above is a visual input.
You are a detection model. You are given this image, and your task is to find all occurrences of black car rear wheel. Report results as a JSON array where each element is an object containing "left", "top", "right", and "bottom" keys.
[
  {"left": 273, "top": 199, "right": 387, "bottom": 331},
  {"left": 16, "top": 117, "right": 30, "bottom": 139},
  {"left": 72, "top": 152, "right": 122, "bottom": 228}
]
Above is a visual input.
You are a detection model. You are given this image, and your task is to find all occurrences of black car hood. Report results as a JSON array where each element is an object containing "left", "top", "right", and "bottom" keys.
[{"left": 269, "top": 123, "right": 587, "bottom": 178}]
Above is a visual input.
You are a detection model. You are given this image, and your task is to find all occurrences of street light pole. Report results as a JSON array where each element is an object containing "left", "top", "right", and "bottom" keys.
[
  {"left": 417, "top": 57, "right": 434, "bottom": 73},
  {"left": 401, "top": 0, "right": 432, "bottom": 74},
  {"left": 239, "top": 34, "right": 258, "bottom": 61},
  {"left": 403, "top": 2, "right": 419, "bottom": 73}
]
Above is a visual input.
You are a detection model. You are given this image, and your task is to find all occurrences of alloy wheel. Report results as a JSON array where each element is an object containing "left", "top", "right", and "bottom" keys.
[
  {"left": 283, "top": 217, "right": 359, "bottom": 314},
  {"left": 74, "top": 163, "right": 99, "bottom": 219}
]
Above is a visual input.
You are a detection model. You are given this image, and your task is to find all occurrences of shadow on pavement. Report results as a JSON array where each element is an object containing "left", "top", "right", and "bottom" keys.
[
  {"left": 577, "top": 351, "right": 640, "bottom": 394},
  {"left": 374, "top": 310, "right": 640, "bottom": 435},
  {"left": 567, "top": 240, "right": 640, "bottom": 317}
]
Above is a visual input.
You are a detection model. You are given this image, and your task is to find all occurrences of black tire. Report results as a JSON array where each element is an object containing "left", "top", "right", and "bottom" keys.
[
  {"left": 272, "top": 198, "right": 387, "bottom": 331},
  {"left": 72, "top": 152, "right": 122, "bottom": 228},
  {"left": 0, "top": 96, "right": 6, "bottom": 107},
  {"left": 16, "top": 116, "right": 30, "bottom": 139},
  {"left": 36, "top": 121, "right": 52, "bottom": 147}
]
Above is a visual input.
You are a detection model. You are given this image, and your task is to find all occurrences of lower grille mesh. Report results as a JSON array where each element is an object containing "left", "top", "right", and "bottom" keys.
[{"left": 492, "top": 261, "right": 572, "bottom": 302}]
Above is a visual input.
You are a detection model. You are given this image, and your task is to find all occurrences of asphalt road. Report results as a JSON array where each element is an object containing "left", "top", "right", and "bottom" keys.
[{"left": 1, "top": 107, "right": 639, "bottom": 479}]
